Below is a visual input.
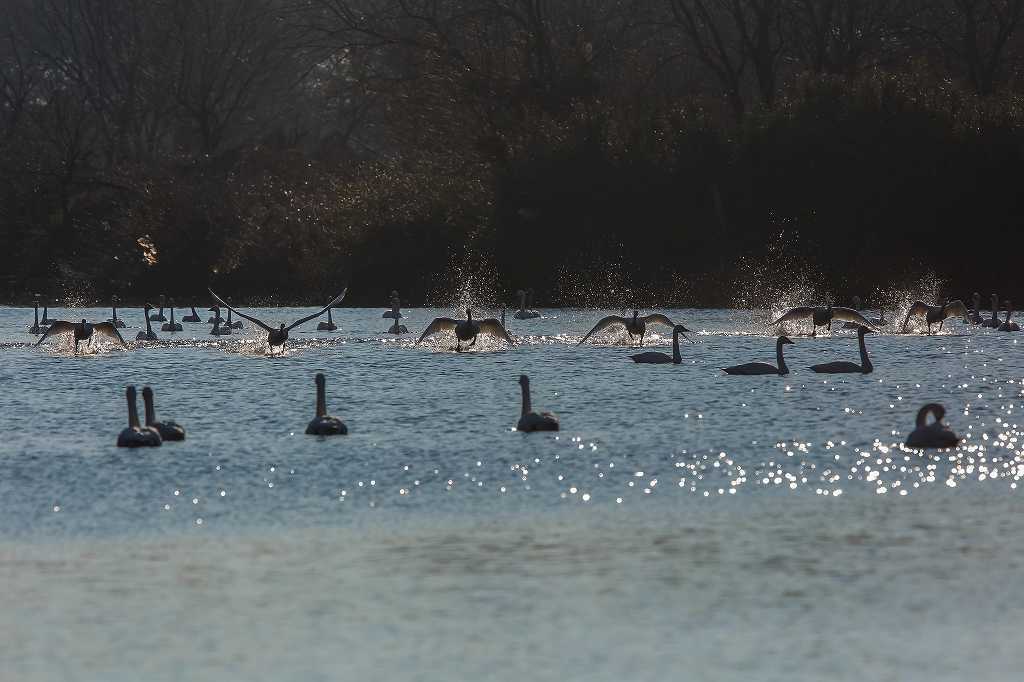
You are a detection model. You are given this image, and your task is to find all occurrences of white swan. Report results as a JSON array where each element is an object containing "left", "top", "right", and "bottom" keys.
[
  {"left": 905, "top": 404, "right": 960, "bottom": 449},
  {"left": 578, "top": 310, "right": 675, "bottom": 347},
  {"left": 629, "top": 325, "right": 692, "bottom": 364},
  {"left": 209, "top": 288, "right": 348, "bottom": 352},
  {"left": 901, "top": 299, "right": 969, "bottom": 334},
  {"left": 513, "top": 289, "right": 541, "bottom": 319},
  {"left": 37, "top": 319, "right": 127, "bottom": 353},
  {"left": 810, "top": 326, "right": 873, "bottom": 374},
  {"left": 417, "top": 309, "right": 515, "bottom": 351},
  {"left": 998, "top": 300, "right": 1020, "bottom": 331},
  {"left": 141, "top": 386, "right": 185, "bottom": 441},
  {"left": 136, "top": 304, "right": 159, "bottom": 340},
  {"left": 117, "top": 385, "right": 162, "bottom": 447},
  {"left": 306, "top": 373, "right": 347, "bottom": 435},
  {"left": 770, "top": 305, "right": 875, "bottom": 336},
  {"left": 516, "top": 375, "right": 559, "bottom": 432},
  {"left": 723, "top": 336, "right": 794, "bottom": 375}
]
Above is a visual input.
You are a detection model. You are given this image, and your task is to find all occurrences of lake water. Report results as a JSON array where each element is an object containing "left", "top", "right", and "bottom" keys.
[{"left": 2, "top": 304, "right": 1023, "bottom": 681}]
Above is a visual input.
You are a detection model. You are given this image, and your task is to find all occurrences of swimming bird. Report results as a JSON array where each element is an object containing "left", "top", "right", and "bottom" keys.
[
  {"left": 29, "top": 296, "right": 48, "bottom": 335},
  {"left": 207, "top": 305, "right": 224, "bottom": 323},
  {"left": 117, "top": 385, "right": 162, "bottom": 447},
  {"left": 998, "top": 300, "right": 1020, "bottom": 331},
  {"left": 905, "top": 403, "right": 960, "bottom": 449},
  {"left": 317, "top": 307, "right": 338, "bottom": 331},
  {"left": 209, "top": 307, "right": 232, "bottom": 335},
  {"left": 209, "top": 288, "right": 348, "bottom": 353},
  {"left": 37, "top": 319, "right": 127, "bottom": 353},
  {"left": 161, "top": 303, "right": 183, "bottom": 332},
  {"left": 386, "top": 304, "right": 408, "bottom": 334},
  {"left": 305, "top": 373, "right": 347, "bottom": 435},
  {"left": 770, "top": 305, "right": 875, "bottom": 337},
  {"left": 41, "top": 302, "right": 55, "bottom": 325},
  {"left": 182, "top": 306, "right": 202, "bottom": 323},
  {"left": 578, "top": 310, "right": 676, "bottom": 347},
  {"left": 901, "top": 299, "right": 970, "bottom": 334},
  {"left": 141, "top": 386, "right": 185, "bottom": 441},
  {"left": 968, "top": 292, "right": 984, "bottom": 325},
  {"left": 810, "top": 326, "right": 873, "bottom": 374},
  {"left": 383, "top": 291, "right": 401, "bottom": 318},
  {"left": 136, "top": 304, "right": 159, "bottom": 340},
  {"left": 417, "top": 309, "right": 515, "bottom": 351},
  {"left": 149, "top": 295, "right": 167, "bottom": 322},
  {"left": 983, "top": 293, "right": 1002, "bottom": 328},
  {"left": 225, "top": 307, "right": 243, "bottom": 329},
  {"left": 514, "top": 289, "right": 541, "bottom": 319},
  {"left": 723, "top": 336, "right": 794, "bottom": 375},
  {"left": 630, "top": 325, "right": 693, "bottom": 364},
  {"left": 516, "top": 375, "right": 559, "bottom": 432},
  {"left": 107, "top": 295, "right": 126, "bottom": 328}
]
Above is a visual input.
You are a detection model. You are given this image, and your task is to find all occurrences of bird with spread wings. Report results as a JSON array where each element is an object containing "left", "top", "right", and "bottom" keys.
[
  {"left": 417, "top": 309, "right": 515, "bottom": 351},
  {"left": 578, "top": 310, "right": 675, "bottom": 347},
  {"left": 901, "top": 300, "right": 969, "bottom": 334},
  {"left": 208, "top": 288, "right": 347, "bottom": 352},
  {"left": 36, "top": 319, "right": 127, "bottom": 353},
  {"left": 769, "top": 305, "right": 876, "bottom": 337}
]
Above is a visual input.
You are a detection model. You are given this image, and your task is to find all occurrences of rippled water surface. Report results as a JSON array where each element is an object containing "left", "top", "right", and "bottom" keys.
[{"left": 3, "top": 305, "right": 1024, "bottom": 681}]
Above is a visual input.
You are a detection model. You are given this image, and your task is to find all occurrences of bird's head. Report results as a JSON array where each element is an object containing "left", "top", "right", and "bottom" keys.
[
  {"left": 279, "top": 323, "right": 286, "bottom": 330},
  {"left": 315, "top": 372, "right": 326, "bottom": 387},
  {"left": 631, "top": 309, "right": 638, "bottom": 319},
  {"left": 208, "top": 306, "right": 218, "bottom": 313},
  {"left": 80, "top": 318, "right": 87, "bottom": 325},
  {"left": 466, "top": 308, "right": 473, "bottom": 320},
  {"left": 518, "top": 374, "right": 529, "bottom": 386},
  {"left": 673, "top": 324, "right": 693, "bottom": 341},
  {"left": 142, "top": 386, "right": 153, "bottom": 400}
]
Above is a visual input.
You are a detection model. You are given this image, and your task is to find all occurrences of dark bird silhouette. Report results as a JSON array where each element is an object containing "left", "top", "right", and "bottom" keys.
[
  {"left": 136, "top": 304, "right": 159, "bottom": 341},
  {"left": 117, "top": 386, "right": 162, "bottom": 447},
  {"left": 998, "top": 300, "right": 1020, "bottom": 331},
  {"left": 770, "top": 305, "right": 875, "bottom": 336},
  {"left": 37, "top": 319, "right": 127, "bottom": 353},
  {"left": 810, "top": 326, "right": 874, "bottom": 374},
  {"left": 629, "top": 325, "right": 692, "bottom": 364},
  {"left": 901, "top": 299, "right": 970, "bottom": 334},
  {"left": 306, "top": 373, "right": 347, "bottom": 435},
  {"left": 905, "top": 404, "right": 960, "bottom": 449},
  {"left": 182, "top": 305, "right": 202, "bottom": 323},
  {"left": 161, "top": 303, "right": 183, "bottom": 332},
  {"left": 417, "top": 309, "right": 515, "bottom": 351},
  {"left": 107, "top": 295, "right": 126, "bottom": 328},
  {"left": 209, "top": 288, "right": 348, "bottom": 352},
  {"left": 516, "top": 375, "right": 559, "bottom": 432},
  {"left": 149, "top": 295, "right": 167, "bottom": 322},
  {"left": 141, "top": 386, "right": 185, "bottom": 441},
  {"left": 578, "top": 310, "right": 675, "bottom": 347},
  {"left": 723, "top": 336, "right": 794, "bottom": 375}
]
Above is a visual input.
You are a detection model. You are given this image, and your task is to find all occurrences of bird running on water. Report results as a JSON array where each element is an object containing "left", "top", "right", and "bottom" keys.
[
  {"left": 901, "top": 299, "right": 970, "bottom": 334},
  {"left": 417, "top": 309, "right": 515, "bottom": 351},
  {"left": 209, "top": 288, "right": 348, "bottom": 354},
  {"left": 578, "top": 310, "right": 676, "bottom": 347},
  {"left": 37, "top": 319, "right": 127, "bottom": 353},
  {"left": 770, "top": 305, "right": 875, "bottom": 337}
]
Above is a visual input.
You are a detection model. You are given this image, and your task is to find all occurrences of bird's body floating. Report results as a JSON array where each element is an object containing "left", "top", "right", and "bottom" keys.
[
  {"left": 117, "top": 386, "right": 162, "bottom": 447},
  {"left": 386, "top": 304, "right": 408, "bottom": 334},
  {"left": 41, "top": 303, "right": 56, "bottom": 325},
  {"left": 516, "top": 375, "right": 559, "bottom": 432},
  {"left": 723, "top": 336, "right": 794, "bottom": 375},
  {"left": 142, "top": 386, "right": 185, "bottom": 441},
  {"left": 108, "top": 296, "right": 126, "bottom": 328},
  {"left": 317, "top": 307, "right": 337, "bottom": 331},
  {"left": 905, "top": 404, "right": 960, "bottom": 449},
  {"left": 578, "top": 310, "right": 675, "bottom": 347},
  {"left": 209, "top": 307, "right": 231, "bottom": 336},
  {"left": 182, "top": 306, "right": 202, "bottom": 323},
  {"left": 209, "top": 288, "right": 348, "bottom": 353},
  {"left": 225, "top": 308, "right": 243, "bottom": 329},
  {"left": 513, "top": 289, "right": 541, "bottom": 319},
  {"left": 306, "top": 373, "right": 347, "bottom": 435},
  {"left": 770, "top": 305, "right": 875, "bottom": 337},
  {"left": 968, "top": 293, "right": 984, "bottom": 325},
  {"left": 901, "top": 300, "right": 969, "bottom": 334},
  {"left": 630, "top": 325, "right": 692, "bottom": 364},
  {"left": 161, "top": 304, "right": 183, "bottom": 332},
  {"left": 810, "top": 326, "right": 873, "bottom": 374},
  {"left": 37, "top": 319, "right": 127, "bottom": 353},
  {"left": 982, "top": 294, "right": 1001, "bottom": 328},
  {"left": 998, "top": 300, "right": 1020, "bottom": 332},
  {"left": 149, "top": 295, "right": 167, "bottom": 322},
  {"left": 136, "top": 304, "right": 159, "bottom": 341},
  {"left": 418, "top": 309, "right": 514, "bottom": 351}
]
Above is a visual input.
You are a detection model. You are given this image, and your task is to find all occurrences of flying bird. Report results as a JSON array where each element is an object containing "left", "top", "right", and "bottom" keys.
[
  {"left": 578, "top": 310, "right": 676, "bottom": 347},
  {"left": 417, "top": 309, "right": 515, "bottom": 351},
  {"left": 37, "top": 319, "right": 127, "bottom": 353},
  {"left": 209, "top": 288, "right": 348, "bottom": 352},
  {"left": 770, "top": 305, "right": 875, "bottom": 336}
]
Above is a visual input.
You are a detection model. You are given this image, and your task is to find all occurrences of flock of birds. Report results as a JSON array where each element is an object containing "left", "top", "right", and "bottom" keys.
[{"left": 22, "top": 288, "right": 1007, "bottom": 450}]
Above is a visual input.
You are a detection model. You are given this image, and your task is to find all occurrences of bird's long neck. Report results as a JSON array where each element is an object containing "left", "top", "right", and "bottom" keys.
[
  {"left": 672, "top": 329, "right": 682, "bottom": 364},
  {"left": 1007, "top": 307, "right": 1014, "bottom": 323},
  {"left": 327, "top": 308, "right": 333, "bottom": 323},
  {"left": 520, "top": 380, "right": 532, "bottom": 416},
  {"left": 992, "top": 297, "right": 999, "bottom": 319},
  {"left": 112, "top": 303, "right": 118, "bottom": 319},
  {"left": 776, "top": 340, "right": 788, "bottom": 374},
  {"left": 316, "top": 380, "right": 326, "bottom": 417},
  {"left": 518, "top": 292, "right": 526, "bottom": 312},
  {"left": 143, "top": 391, "right": 156, "bottom": 425},
  {"left": 169, "top": 307, "right": 176, "bottom": 323},
  {"left": 145, "top": 315, "right": 153, "bottom": 333},
  {"left": 127, "top": 390, "right": 140, "bottom": 428},
  {"left": 33, "top": 303, "right": 39, "bottom": 325},
  {"left": 858, "top": 331, "right": 872, "bottom": 371},
  {"left": 191, "top": 306, "right": 198, "bottom": 317}
]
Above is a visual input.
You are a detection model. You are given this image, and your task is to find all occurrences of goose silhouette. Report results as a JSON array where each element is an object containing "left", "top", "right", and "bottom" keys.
[
  {"left": 579, "top": 310, "right": 676, "bottom": 347},
  {"left": 629, "top": 325, "right": 692, "bottom": 364},
  {"left": 810, "top": 326, "right": 873, "bottom": 374},
  {"left": 723, "top": 336, "right": 794, "bottom": 375},
  {"left": 117, "top": 386, "right": 162, "bottom": 447},
  {"left": 37, "top": 319, "right": 127, "bottom": 353},
  {"left": 418, "top": 309, "right": 515, "bottom": 351},
  {"left": 905, "top": 404, "right": 960, "bottom": 449},
  {"left": 141, "top": 386, "right": 185, "bottom": 441},
  {"left": 901, "top": 299, "right": 969, "bottom": 334},
  {"left": 306, "top": 373, "right": 347, "bottom": 435},
  {"left": 516, "top": 375, "right": 559, "bottom": 432},
  {"left": 136, "top": 304, "right": 159, "bottom": 341}
]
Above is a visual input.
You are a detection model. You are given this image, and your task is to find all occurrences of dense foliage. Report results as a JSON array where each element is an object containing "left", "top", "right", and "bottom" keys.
[{"left": 2, "top": 0, "right": 1023, "bottom": 306}]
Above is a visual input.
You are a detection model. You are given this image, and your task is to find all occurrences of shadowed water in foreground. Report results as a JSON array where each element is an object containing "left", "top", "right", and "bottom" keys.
[{"left": 1, "top": 306, "right": 1022, "bottom": 681}]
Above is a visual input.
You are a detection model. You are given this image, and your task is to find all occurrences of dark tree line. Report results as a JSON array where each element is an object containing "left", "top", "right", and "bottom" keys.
[{"left": 2, "top": 0, "right": 1024, "bottom": 306}]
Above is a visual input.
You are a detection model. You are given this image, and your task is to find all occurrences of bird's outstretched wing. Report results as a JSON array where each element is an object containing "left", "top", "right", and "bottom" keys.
[
  {"left": 94, "top": 322, "right": 127, "bottom": 346},
  {"left": 417, "top": 318, "right": 458, "bottom": 343},
  {"left": 208, "top": 289, "right": 273, "bottom": 333},
  {"left": 578, "top": 315, "right": 628, "bottom": 345},
  {"left": 478, "top": 319, "right": 515, "bottom": 345},
  {"left": 944, "top": 300, "right": 969, "bottom": 320},
  {"left": 35, "top": 321, "right": 73, "bottom": 346},
  {"left": 769, "top": 307, "right": 814, "bottom": 326},
  {"left": 641, "top": 313, "right": 675, "bottom": 329},
  {"left": 286, "top": 288, "right": 349, "bottom": 331},
  {"left": 830, "top": 307, "right": 878, "bottom": 329}
]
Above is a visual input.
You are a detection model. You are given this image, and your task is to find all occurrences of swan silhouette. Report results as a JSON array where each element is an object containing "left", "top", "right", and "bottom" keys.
[
  {"left": 117, "top": 386, "right": 162, "bottom": 447},
  {"left": 723, "top": 336, "right": 794, "bottom": 375},
  {"left": 901, "top": 299, "right": 970, "bottom": 334},
  {"left": 136, "top": 304, "right": 159, "bottom": 340},
  {"left": 107, "top": 295, "right": 126, "bottom": 328},
  {"left": 306, "top": 373, "right": 347, "bottom": 435},
  {"left": 905, "top": 404, "right": 960, "bottom": 449},
  {"left": 810, "top": 326, "right": 873, "bottom": 374},
  {"left": 578, "top": 310, "right": 676, "bottom": 347},
  {"left": 516, "top": 375, "right": 559, "bottom": 432},
  {"left": 208, "top": 307, "right": 232, "bottom": 335},
  {"left": 149, "top": 295, "right": 167, "bottom": 322},
  {"left": 982, "top": 293, "right": 1001, "bottom": 328},
  {"left": 207, "top": 305, "right": 224, "bottom": 324},
  {"left": 41, "top": 301, "right": 56, "bottom": 325},
  {"left": 968, "top": 292, "right": 984, "bottom": 325},
  {"left": 383, "top": 291, "right": 401, "bottom": 318},
  {"left": 225, "top": 307, "right": 243, "bottom": 329},
  {"left": 161, "top": 303, "right": 183, "bottom": 332},
  {"left": 182, "top": 305, "right": 202, "bottom": 323},
  {"left": 514, "top": 289, "right": 541, "bottom": 319},
  {"left": 317, "top": 307, "right": 338, "bottom": 331},
  {"left": 141, "top": 386, "right": 185, "bottom": 441},
  {"left": 998, "top": 300, "right": 1020, "bottom": 331},
  {"left": 386, "top": 305, "right": 408, "bottom": 334},
  {"left": 418, "top": 309, "right": 515, "bottom": 351},
  {"left": 209, "top": 288, "right": 347, "bottom": 352},
  {"left": 37, "top": 319, "right": 127, "bottom": 353},
  {"left": 629, "top": 325, "right": 692, "bottom": 364},
  {"left": 29, "top": 296, "right": 48, "bottom": 335},
  {"left": 770, "top": 305, "right": 875, "bottom": 336}
]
